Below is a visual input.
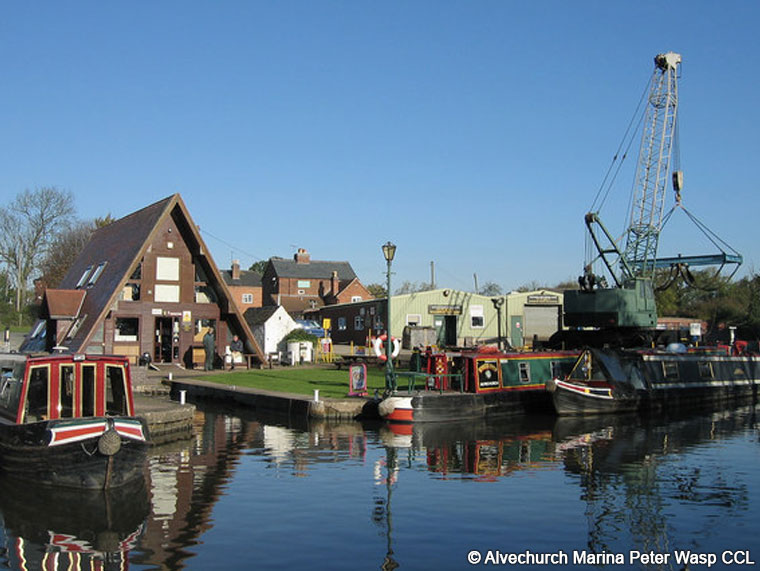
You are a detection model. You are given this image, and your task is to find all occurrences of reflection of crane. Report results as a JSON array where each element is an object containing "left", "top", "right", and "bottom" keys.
[{"left": 560, "top": 52, "right": 742, "bottom": 346}]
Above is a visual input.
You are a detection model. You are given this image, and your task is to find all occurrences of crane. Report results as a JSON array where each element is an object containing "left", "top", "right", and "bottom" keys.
[{"left": 559, "top": 52, "right": 742, "bottom": 347}]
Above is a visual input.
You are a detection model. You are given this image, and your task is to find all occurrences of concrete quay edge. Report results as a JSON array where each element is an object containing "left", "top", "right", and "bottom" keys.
[{"left": 166, "top": 377, "right": 380, "bottom": 420}]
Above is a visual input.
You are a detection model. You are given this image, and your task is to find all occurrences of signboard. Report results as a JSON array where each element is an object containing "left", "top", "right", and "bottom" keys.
[
  {"left": 348, "top": 363, "right": 368, "bottom": 396},
  {"left": 690, "top": 322, "right": 702, "bottom": 337},
  {"left": 526, "top": 294, "right": 560, "bottom": 305},
  {"left": 476, "top": 360, "right": 500, "bottom": 389},
  {"left": 322, "top": 318, "right": 331, "bottom": 331},
  {"left": 428, "top": 305, "right": 463, "bottom": 316}
]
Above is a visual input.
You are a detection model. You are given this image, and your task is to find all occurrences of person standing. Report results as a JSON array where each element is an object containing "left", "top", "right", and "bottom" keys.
[{"left": 203, "top": 327, "right": 215, "bottom": 371}]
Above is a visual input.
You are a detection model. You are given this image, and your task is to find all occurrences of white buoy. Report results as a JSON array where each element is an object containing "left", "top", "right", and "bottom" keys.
[{"left": 179, "top": 389, "right": 186, "bottom": 405}]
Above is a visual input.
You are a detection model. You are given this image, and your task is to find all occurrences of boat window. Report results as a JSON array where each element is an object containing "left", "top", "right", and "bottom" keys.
[
  {"left": 698, "top": 361, "right": 714, "bottom": 379},
  {"left": 26, "top": 366, "right": 49, "bottom": 421},
  {"left": 662, "top": 361, "right": 679, "bottom": 380},
  {"left": 81, "top": 364, "right": 96, "bottom": 416},
  {"left": 105, "top": 365, "right": 128, "bottom": 415},
  {"left": 59, "top": 365, "right": 74, "bottom": 418},
  {"left": 518, "top": 362, "right": 531, "bottom": 384},
  {"left": 0, "top": 370, "right": 23, "bottom": 420}
]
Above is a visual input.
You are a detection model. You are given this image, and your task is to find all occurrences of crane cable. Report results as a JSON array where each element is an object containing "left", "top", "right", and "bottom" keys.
[
  {"left": 585, "top": 74, "right": 652, "bottom": 273},
  {"left": 589, "top": 74, "right": 653, "bottom": 214}
]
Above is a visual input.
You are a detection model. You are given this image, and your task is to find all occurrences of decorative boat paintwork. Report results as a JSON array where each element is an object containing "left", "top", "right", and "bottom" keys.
[
  {"left": 548, "top": 346, "right": 760, "bottom": 415},
  {"left": 378, "top": 348, "right": 579, "bottom": 423},
  {"left": 0, "top": 353, "right": 150, "bottom": 489}
]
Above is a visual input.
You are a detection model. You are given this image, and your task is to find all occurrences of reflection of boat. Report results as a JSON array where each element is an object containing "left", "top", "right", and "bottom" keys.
[
  {"left": 378, "top": 348, "right": 578, "bottom": 423},
  {"left": 381, "top": 415, "right": 559, "bottom": 480},
  {"left": 548, "top": 347, "right": 760, "bottom": 415},
  {"left": 0, "top": 353, "right": 149, "bottom": 488},
  {"left": 557, "top": 404, "right": 759, "bottom": 474},
  {"left": 0, "top": 473, "right": 148, "bottom": 569}
]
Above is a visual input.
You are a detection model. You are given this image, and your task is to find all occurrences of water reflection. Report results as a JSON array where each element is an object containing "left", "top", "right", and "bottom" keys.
[
  {"left": 0, "top": 401, "right": 756, "bottom": 570},
  {"left": 0, "top": 475, "right": 148, "bottom": 570}
]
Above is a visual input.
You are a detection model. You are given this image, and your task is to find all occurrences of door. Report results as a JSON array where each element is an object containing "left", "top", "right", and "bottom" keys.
[
  {"left": 444, "top": 315, "right": 457, "bottom": 346},
  {"left": 524, "top": 306, "right": 560, "bottom": 343},
  {"left": 155, "top": 317, "right": 180, "bottom": 363}
]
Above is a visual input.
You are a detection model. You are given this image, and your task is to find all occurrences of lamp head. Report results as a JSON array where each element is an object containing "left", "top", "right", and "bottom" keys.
[{"left": 382, "top": 241, "right": 396, "bottom": 262}]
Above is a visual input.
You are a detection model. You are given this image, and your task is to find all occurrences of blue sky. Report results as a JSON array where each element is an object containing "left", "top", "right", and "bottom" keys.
[{"left": 2, "top": 1, "right": 758, "bottom": 292}]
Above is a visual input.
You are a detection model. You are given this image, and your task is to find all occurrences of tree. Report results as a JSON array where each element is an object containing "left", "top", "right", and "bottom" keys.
[
  {"left": 366, "top": 283, "right": 387, "bottom": 298},
  {"left": 479, "top": 281, "right": 503, "bottom": 296},
  {"left": 0, "top": 187, "right": 75, "bottom": 313},
  {"left": 248, "top": 260, "right": 268, "bottom": 275},
  {"left": 394, "top": 281, "right": 434, "bottom": 295},
  {"left": 515, "top": 280, "right": 546, "bottom": 293},
  {"left": 38, "top": 221, "right": 96, "bottom": 288}
]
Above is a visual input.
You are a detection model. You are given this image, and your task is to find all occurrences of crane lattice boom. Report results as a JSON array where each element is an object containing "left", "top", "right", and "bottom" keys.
[{"left": 623, "top": 52, "right": 681, "bottom": 279}]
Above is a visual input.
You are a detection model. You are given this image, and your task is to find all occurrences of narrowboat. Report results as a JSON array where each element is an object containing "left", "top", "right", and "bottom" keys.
[
  {"left": 0, "top": 353, "right": 149, "bottom": 489},
  {"left": 378, "top": 347, "right": 578, "bottom": 423},
  {"left": 547, "top": 345, "right": 760, "bottom": 415}
]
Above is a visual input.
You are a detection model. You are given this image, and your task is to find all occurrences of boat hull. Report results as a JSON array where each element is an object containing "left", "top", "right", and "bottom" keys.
[
  {"left": 552, "top": 348, "right": 760, "bottom": 416},
  {"left": 551, "top": 379, "right": 639, "bottom": 415},
  {"left": 379, "top": 388, "right": 553, "bottom": 423},
  {"left": 0, "top": 416, "right": 150, "bottom": 489}
]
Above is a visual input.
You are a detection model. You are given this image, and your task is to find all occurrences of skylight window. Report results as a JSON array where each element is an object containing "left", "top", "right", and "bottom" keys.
[
  {"left": 76, "top": 266, "right": 93, "bottom": 288},
  {"left": 86, "top": 262, "right": 107, "bottom": 287}
]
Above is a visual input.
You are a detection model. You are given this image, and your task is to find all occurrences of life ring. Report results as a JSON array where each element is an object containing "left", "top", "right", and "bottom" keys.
[{"left": 373, "top": 334, "right": 401, "bottom": 361}]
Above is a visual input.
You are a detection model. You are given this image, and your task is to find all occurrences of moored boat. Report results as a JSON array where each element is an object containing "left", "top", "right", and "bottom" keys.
[
  {"left": 547, "top": 345, "right": 760, "bottom": 415},
  {"left": 378, "top": 347, "right": 578, "bottom": 423},
  {"left": 0, "top": 353, "right": 150, "bottom": 489}
]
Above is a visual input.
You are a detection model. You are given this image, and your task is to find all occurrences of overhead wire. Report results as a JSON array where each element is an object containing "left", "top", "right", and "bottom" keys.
[{"left": 198, "top": 227, "right": 266, "bottom": 265}]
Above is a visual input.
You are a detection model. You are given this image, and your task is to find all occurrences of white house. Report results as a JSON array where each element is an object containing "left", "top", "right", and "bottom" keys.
[{"left": 243, "top": 306, "right": 299, "bottom": 357}]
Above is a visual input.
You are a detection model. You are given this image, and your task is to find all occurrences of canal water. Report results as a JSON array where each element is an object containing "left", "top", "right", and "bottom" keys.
[{"left": 0, "top": 401, "right": 758, "bottom": 570}]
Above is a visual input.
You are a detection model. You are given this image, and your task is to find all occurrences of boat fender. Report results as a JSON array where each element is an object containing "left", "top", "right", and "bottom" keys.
[
  {"left": 378, "top": 398, "right": 398, "bottom": 417},
  {"left": 373, "top": 334, "right": 401, "bottom": 361},
  {"left": 98, "top": 428, "right": 122, "bottom": 456}
]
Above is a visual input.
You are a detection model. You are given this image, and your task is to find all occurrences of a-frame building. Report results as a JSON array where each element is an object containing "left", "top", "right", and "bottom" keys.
[{"left": 23, "top": 194, "right": 265, "bottom": 367}]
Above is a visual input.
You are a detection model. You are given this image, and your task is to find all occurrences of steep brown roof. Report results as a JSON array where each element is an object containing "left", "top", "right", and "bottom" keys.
[{"left": 23, "top": 194, "right": 265, "bottom": 362}]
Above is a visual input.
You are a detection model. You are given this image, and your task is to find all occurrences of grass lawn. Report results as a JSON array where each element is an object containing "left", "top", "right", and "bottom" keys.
[{"left": 202, "top": 365, "right": 394, "bottom": 399}]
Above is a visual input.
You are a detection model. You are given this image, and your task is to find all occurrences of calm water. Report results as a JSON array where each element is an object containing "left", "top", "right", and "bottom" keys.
[{"left": 1, "top": 400, "right": 758, "bottom": 570}]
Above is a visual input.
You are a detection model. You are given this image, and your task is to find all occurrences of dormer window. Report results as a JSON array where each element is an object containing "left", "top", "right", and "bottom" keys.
[{"left": 76, "top": 266, "right": 93, "bottom": 288}]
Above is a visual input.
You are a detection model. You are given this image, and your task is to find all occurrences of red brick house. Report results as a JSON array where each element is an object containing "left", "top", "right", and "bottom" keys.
[
  {"left": 261, "top": 248, "right": 371, "bottom": 317},
  {"left": 22, "top": 194, "right": 265, "bottom": 367},
  {"left": 222, "top": 260, "right": 263, "bottom": 313}
]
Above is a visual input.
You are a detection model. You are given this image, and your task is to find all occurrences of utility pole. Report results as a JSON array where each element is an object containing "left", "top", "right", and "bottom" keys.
[{"left": 430, "top": 261, "right": 435, "bottom": 289}]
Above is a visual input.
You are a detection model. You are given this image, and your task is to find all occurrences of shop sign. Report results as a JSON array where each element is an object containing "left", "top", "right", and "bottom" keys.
[
  {"left": 526, "top": 294, "right": 559, "bottom": 305},
  {"left": 428, "top": 305, "right": 463, "bottom": 316}
]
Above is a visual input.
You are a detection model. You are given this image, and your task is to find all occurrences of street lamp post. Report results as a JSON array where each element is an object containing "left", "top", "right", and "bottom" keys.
[
  {"left": 491, "top": 297, "right": 504, "bottom": 351},
  {"left": 382, "top": 241, "right": 397, "bottom": 392}
]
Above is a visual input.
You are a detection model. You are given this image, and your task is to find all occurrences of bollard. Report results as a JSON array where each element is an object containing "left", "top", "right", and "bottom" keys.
[
  {"left": 168, "top": 372, "right": 173, "bottom": 381},
  {"left": 179, "top": 390, "right": 186, "bottom": 405},
  {"left": 313, "top": 389, "right": 319, "bottom": 402}
]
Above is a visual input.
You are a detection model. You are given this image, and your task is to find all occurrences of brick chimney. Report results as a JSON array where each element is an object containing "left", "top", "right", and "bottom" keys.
[
  {"left": 231, "top": 260, "right": 241, "bottom": 280},
  {"left": 294, "top": 248, "right": 311, "bottom": 264},
  {"left": 331, "top": 270, "right": 339, "bottom": 296}
]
